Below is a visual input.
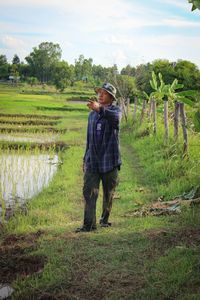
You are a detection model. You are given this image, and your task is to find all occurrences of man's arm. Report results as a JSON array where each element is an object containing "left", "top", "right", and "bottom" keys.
[
  {"left": 99, "top": 106, "right": 122, "bottom": 129},
  {"left": 83, "top": 116, "right": 90, "bottom": 171}
]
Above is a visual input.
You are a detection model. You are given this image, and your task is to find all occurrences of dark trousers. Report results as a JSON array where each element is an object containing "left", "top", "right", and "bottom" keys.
[{"left": 83, "top": 168, "right": 118, "bottom": 229}]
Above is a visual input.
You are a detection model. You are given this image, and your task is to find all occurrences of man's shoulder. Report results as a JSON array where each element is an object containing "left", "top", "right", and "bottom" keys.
[
  {"left": 88, "top": 110, "right": 98, "bottom": 120},
  {"left": 109, "top": 104, "right": 121, "bottom": 111}
]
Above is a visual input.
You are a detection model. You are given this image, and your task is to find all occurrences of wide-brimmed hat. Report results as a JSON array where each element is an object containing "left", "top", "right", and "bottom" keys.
[{"left": 95, "top": 82, "right": 117, "bottom": 100}]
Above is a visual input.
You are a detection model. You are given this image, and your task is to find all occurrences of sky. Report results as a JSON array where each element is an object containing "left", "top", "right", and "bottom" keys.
[{"left": 0, "top": 0, "right": 200, "bottom": 70}]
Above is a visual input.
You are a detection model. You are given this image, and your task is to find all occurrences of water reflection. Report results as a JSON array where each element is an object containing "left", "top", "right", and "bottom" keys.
[{"left": 0, "top": 153, "right": 60, "bottom": 218}]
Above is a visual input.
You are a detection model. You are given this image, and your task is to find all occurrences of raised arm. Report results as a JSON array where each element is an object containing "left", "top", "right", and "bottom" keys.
[{"left": 99, "top": 106, "right": 122, "bottom": 129}]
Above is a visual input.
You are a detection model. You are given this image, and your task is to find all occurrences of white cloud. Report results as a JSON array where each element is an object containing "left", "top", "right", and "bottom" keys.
[
  {"left": 0, "top": 0, "right": 200, "bottom": 68},
  {"left": 163, "top": 18, "right": 200, "bottom": 27},
  {"left": 156, "top": 0, "right": 189, "bottom": 10},
  {"left": 103, "top": 35, "right": 134, "bottom": 47},
  {"left": 105, "top": 49, "right": 129, "bottom": 69},
  {"left": 132, "top": 34, "right": 200, "bottom": 66},
  {"left": 1, "top": 35, "right": 26, "bottom": 49}
]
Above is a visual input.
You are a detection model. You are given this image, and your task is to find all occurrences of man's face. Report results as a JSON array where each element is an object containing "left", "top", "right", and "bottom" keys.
[{"left": 97, "top": 89, "right": 113, "bottom": 106}]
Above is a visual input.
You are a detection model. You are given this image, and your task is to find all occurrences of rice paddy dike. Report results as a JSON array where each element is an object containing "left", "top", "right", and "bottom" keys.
[{"left": 0, "top": 83, "right": 200, "bottom": 299}]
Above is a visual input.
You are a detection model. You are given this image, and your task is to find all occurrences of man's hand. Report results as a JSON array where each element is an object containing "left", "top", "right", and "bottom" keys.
[{"left": 87, "top": 98, "right": 101, "bottom": 112}]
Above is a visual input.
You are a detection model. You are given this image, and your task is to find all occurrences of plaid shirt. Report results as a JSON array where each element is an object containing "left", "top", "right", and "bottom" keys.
[{"left": 83, "top": 104, "right": 122, "bottom": 173}]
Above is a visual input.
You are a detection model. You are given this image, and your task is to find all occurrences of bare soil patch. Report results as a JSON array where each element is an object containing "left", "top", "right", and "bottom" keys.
[
  {"left": 144, "top": 226, "right": 200, "bottom": 259},
  {"left": 0, "top": 230, "right": 46, "bottom": 283}
]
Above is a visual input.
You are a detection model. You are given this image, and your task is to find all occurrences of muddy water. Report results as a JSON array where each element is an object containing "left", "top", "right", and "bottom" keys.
[{"left": 0, "top": 153, "right": 60, "bottom": 219}]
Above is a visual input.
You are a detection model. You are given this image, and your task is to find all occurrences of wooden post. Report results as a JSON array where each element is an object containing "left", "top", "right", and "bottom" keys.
[
  {"left": 174, "top": 101, "right": 180, "bottom": 141},
  {"left": 179, "top": 102, "right": 188, "bottom": 156},
  {"left": 126, "top": 97, "right": 130, "bottom": 116},
  {"left": 148, "top": 98, "right": 153, "bottom": 121},
  {"left": 120, "top": 97, "right": 128, "bottom": 123},
  {"left": 140, "top": 99, "right": 146, "bottom": 124},
  {"left": 164, "top": 100, "right": 169, "bottom": 142},
  {"left": 133, "top": 96, "right": 137, "bottom": 122},
  {"left": 152, "top": 99, "right": 157, "bottom": 134}
]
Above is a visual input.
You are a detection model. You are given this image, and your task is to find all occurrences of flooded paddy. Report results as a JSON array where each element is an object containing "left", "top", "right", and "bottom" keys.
[
  {"left": 0, "top": 133, "right": 59, "bottom": 143},
  {"left": 0, "top": 152, "right": 61, "bottom": 221},
  {"left": 0, "top": 112, "right": 66, "bottom": 222}
]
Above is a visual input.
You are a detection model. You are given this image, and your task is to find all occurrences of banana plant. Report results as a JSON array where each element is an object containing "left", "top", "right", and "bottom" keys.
[
  {"left": 150, "top": 71, "right": 170, "bottom": 103},
  {"left": 167, "top": 78, "right": 196, "bottom": 107},
  {"left": 188, "top": 0, "right": 200, "bottom": 11},
  {"left": 149, "top": 71, "right": 171, "bottom": 135}
]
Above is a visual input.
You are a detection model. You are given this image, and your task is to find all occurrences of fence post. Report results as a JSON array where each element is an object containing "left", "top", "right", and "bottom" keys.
[
  {"left": 152, "top": 99, "right": 157, "bottom": 134},
  {"left": 120, "top": 97, "right": 128, "bottom": 123},
  {"left": 148, "top": 98, "right": 153, "bottom": 121},
  {"left": 133, "top": 96, "right": 137, "bottom": 123},
  {"left": 164, "top": 100, "right": 169, "bottom": 142},
  {"left": 126, "top": 97, "right": 130, "bottom": 116},
  {"left": 140, "top": 99, "right": 146, "bottom": 124},
  {"left": 174, "top": 101, "right": 180, "bottom": 141},
  {"left": 179, "top": 102, "right": 188, "bottom": 156}
]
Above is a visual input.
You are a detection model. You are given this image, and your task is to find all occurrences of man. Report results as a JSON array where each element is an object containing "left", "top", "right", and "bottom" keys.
[{"left": 76, "top": 82, "right": 122, "bottom": 233}]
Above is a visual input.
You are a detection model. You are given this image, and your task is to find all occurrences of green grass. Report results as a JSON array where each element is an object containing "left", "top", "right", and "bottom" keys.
[{"left": 0, "top": 84, "right": 200, "bottom": 299}]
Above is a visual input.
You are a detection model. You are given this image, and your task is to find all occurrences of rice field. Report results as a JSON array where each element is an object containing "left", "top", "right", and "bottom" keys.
[{"left": 0, "top": 83, "right": 89, "bottom": 222}]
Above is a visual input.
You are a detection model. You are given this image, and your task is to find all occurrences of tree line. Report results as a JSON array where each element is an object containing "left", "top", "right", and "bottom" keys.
[{"left": 1, "top": 41, "right": 200, "bottom": 96}]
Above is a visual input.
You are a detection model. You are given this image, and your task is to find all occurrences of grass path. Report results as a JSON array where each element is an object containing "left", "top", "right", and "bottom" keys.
[{"left": 1, "top": 133, "right": 199, "bottom": 299}]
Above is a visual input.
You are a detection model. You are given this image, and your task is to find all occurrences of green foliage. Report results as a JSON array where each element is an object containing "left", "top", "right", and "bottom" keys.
[
  {"left": 149, "top": 71, "right": 169, "bottom": 103},
  {"left": 25, "top": 42, "right": 62, "bottom": 83},
  {"left": 148, "top": 71, "right": 196, "bottom": 107},
  {"left": 167, "top": 78, "right": 196, "bottom": 107},
  {"left": 0, "top": 54, "right": 9, "bottom": 79},
  {"left": 136, "top": 59, "right": 200, "bottom": 93},
  {"left": 121, "top": 64, "right": 136, "bottom": 76},
  {"left": 188, "top": 0, "right": 200, "bottom": 10},
  {"left": 52, "top": 61, "right": 74, "bottom": 91},
  {"left": 12, "top": 54, "right": 20, "bottom": 65},
  {"left": 109, "top": 74, "right": 137, "bottom": 101},
  {"left": 26, "top": 76, "right": 39, "bottom": 86}
]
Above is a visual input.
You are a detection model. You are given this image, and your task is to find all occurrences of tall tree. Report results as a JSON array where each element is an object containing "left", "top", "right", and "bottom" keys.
[
  {"left": 135, "top": 63, "right": 152, "bottom": 94},
  {"left": 152, "top": 59, "right": 176, "bottom": 85},
  {"left": 74, "top": 55, "right": 93, "bottom": 81},
  {"left": 0, "top": 54, "right": 9, "bottom": 79},
  {"left": 121, "top": 64, "right": 136, "bottom": 77},
  {"left": 174, "top": 60, "right": 200, "bottom": 90},
  {"left": 92, "top": 64, "right": 107, "bottom": 84},
  {"left": 12, "top": 54, "right": 20, "bottom": 65},
  {"left": 25, "top": 42, "right": 62, "bottom": 83},
  {"left": 52, "top": 61, "right": 74, "bottom": 91}
]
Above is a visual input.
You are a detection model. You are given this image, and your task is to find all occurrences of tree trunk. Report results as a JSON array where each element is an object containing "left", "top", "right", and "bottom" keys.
[
  {"left": 179, "top": 102, "right": 188, "bottom": 156},
  {"left": 140, "top": 99, "right": 146, "bottom": 124},
  {"left": 174, "top": 101, "right": 180, "bottom": 141},
  {"left": 164, "top": 100, "right": 169, "bottom": 142},
  {"left": 152, "top": 99, "right": 157, "bottom": 134}
]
